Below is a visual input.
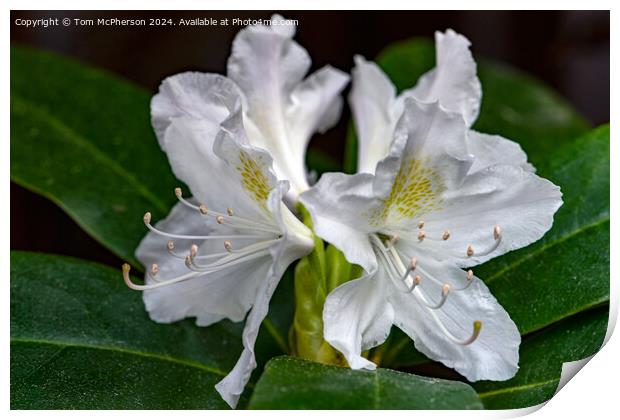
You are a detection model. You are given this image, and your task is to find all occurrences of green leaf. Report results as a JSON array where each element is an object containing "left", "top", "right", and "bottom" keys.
[
  {"left": 479, "top": 124, "right": 610, "bottom": 334},
  {"left": 385, "top": 125, "right": 609, "bottom": 367},
  {"left": 344, "top": 38, "right": 590, "bottom": 173},
  {"left": 248, "top": 356, "right": 483, "bottom": 409},
  {"left": 10, "top": 46, "right": 179, "bottom": 267},
  {"left": 474, "top": 306, "right": 609, "bottom": 409},
  {"left": 10, "top": 251, "right": 286, "bottom": 409}
]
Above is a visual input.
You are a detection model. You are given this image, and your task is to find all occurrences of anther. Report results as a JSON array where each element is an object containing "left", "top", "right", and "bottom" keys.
[
  {"left": 418, "top": 220, "right": 425, "bottom": 229},
  {"left": 390, "top": 234, "right": 400, "bottom": 245},
  {"left": 185, "top": 255, "right": 192, "bottom": 268},
  {"left": 467, "top": 269, "right": 473, "bottom": 281},
  {"left": 150, "top": 263, "right": 159, "bottom": 276},
  {"left": 190, "top": 244, "right": 198, "bottom": 258},
  {"left": 167, "top": 240, "right": 175, "bottom": 251},
  {"left": 216, "top": 216, "right": 225, "bottom": 224},
  {"left": 418, "top": 283, "right": 450, "bottom": 309},
  {"left": 408, "top": 274, "right": 422, "bottom": 292},
  {"left": 227, "top": 207, "right": 234, "bottom": 216},
  {"left": 494, "top": 225, "right": 502, "bottom": 241},
  {"left": 174, "top": 187, "right": 183, "bottom": 198},
  {"left": 442, "top": 230, "right": 451, "bottom": 241},
  {"left": 463, "top": 321, "right": 482, "bottom": 345},
  {"left": 224, "top": 240, "right": 233, "bottom": 252},
  {"left": 199, "top": 204, "right": 209, "bottom": 215},
  {"left": 143, "top": 212, "right": 152, "bottom": 225},
  {"left": 410, "top": 257, "right": 418, "bottom": 271},
  {"left": 442, "top": 284, "right": 451, "bottom": 295},
  {"left": 418, "top": 231, "right": 426, "bottom": 241},
  {"left": 467, "top": 245, "right": 474, "bottom": 257}
]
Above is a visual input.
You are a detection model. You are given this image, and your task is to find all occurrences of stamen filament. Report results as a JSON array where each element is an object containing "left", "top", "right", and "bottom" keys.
[{"left": 122, "top": 263, "right": 201, "bottom": 290}]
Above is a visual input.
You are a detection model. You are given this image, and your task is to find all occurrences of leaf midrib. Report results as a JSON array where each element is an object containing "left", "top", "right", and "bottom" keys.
[
  {"left": 11, "top": 337, "right": 232, "bottom": 380},
  {"left": 477, "top": 378, "right": 559, "bottom": 400},
  {"left": 10, "top": 94, "right": 169, "bottom": 214}
]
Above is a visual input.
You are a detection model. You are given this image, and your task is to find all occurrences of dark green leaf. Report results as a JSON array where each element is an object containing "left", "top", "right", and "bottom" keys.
[
  {"left": 474, "top": 306, "right": 609, "bottom": 409},
  {"left": 385, "top": 125, "right": 609, "bottom": 367},
  {"left": 248, "top": 356, "right": 483, "bottom": 409},
  {"left": 479, "top": 125, "right": 610, "bottom": 334},
  {"left": 10, "top": 46, "right": 179, "bottom": 267},
  {"left": 345, "top": 38, "right": 590, "bottom": 173},
  {"left": 10, "top": 251, "right": 287, "bottom": 409}
]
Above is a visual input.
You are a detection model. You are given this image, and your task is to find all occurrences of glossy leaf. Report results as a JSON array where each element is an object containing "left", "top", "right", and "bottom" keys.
[
  {"left": 9, "top": 251, "right": 286, "bottom": 409},
  {"left": 474, "top": 306, "right": 609, "bottom": 409},
  {"left": 248, "top": 356, "right": 483, "bottom": 409},
  {"left": 383, "top": 125, "right": 609, "bottom": 366},
  {"left": 344, "top": 38, "right": 590, "bottom": 172},
  {"left": 10, "top": 46, "right": 179, "bottom": 267}
]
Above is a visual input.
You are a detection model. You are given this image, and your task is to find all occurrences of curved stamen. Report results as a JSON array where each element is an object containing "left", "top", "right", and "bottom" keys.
[
  {"left": 122, "top": 263, "right": 201, "bottom": 290},
  {"left": 392, "top": 245, "right": 475, "bottom": 291},
  {"left": 431, "top": 316, "right": 482, "bottom": 346},
  {"left": 186, "top": 249, "right": 270, "bottom": 273},
  {"left": 143, "top": 212, "right": 275, "bottom": 240},
  {"left": 175, "top": 187, "right": 279, "bottom": 233},
  {"left": 413, "top": 283, "right": 451, "bottom": 310},
  {"left": 452, "top": 270, "right": 474, "bottom": 291}
]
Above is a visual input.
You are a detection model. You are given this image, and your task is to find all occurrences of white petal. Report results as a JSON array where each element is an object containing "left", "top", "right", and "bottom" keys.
[
  {"left": 390, "top": 256, "right": 520, "bottom": 381},
  {"left": 404, "top": 29, "right": 482, "bottom": 127},
  {"left": 323, "top": 268, "right": 395, "bottom": 370},
  {"left": 300, "top": 172, "right": 381, "bottom": 272},
  {"left": 371, "top": 99, "right": 473, "bottom": 226},
  {"left": 467, "top": 130, "right": 535, "bottom": 174},
  {"left": 349, "top": 56, "right": 399, "bottom": 174},
  {"left": 215, "top": 226, "right": 306, "bottom": 408},
  {"left": 227, "top": 16, "right": 348, "bottom": 198},
  {"left": 151, "top": 72, "right": 241, "bottom": 150},
  {"left": 419, "top": 164, "right": 562, "bottom": 267},
  {"left": 135, "top": 202, "right": 271, "bottom": 325}
]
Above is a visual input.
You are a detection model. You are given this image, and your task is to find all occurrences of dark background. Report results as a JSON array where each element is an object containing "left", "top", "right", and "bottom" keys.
[{"left": 10, "top": 10, "right": 610, "bottom": 267}]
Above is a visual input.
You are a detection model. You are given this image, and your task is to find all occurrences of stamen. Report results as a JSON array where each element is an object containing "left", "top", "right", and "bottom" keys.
[
  {"left": 414, "top": 283, "right": 450, "bottom": 309},
  {"left": 453, "top": 269, "right": 475, "bottom": 291},
  {"left": 494, "top": 225, "right": 501, "bottom": 241},
  {"left": 409, "top": 274, "right": 421, "bottom": 292},
  {"left": 467, "top": 245, "right": 474, "bottom": 257},
  {"left": 442, "top": 230, "right": 451, "bottom": 241},
  {"left": 399, "top": 257, "right": 418, "bottom": 286},
  {"left": 466, "top": 226, "right": 503, "bottom": 258},
  {"left": 122, "top": 263, "right": 201, "bottom": 291},
  {"left": 227, "top": 208, "right": 234, "bottom": 216},
  {"left": 418, "top": 231, "right": 426, "bottom": 241}
]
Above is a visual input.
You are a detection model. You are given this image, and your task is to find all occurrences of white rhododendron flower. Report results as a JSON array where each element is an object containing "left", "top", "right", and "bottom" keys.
[
  {"left": 151, "top": 14, "right": 349, "bottom": 202},
  {"left": 351, "top": 29, "right": 533, "bottom": 175},
  {"left": 123, "top": 92, "right": 313, "bottom": 407},
  {"left": 300, "top": 99, "right": 563, "bottom": 380}
]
